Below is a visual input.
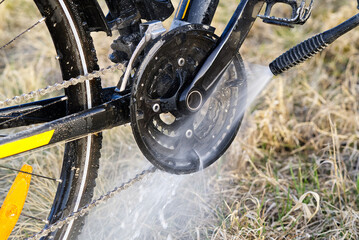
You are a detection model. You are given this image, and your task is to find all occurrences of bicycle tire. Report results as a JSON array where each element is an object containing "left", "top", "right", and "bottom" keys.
[{"left": 31, "top": 0, "right": 102, "bottom": 239}]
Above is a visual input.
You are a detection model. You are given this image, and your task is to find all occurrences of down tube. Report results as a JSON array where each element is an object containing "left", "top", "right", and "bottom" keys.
[{"left": 173, "top": 0, "right": 219, "bottom": 25}]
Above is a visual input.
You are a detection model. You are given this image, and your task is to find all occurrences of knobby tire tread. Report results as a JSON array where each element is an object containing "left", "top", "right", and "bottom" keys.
[{"left": 31, "top": 0, "right": 103, "bottom": 239}]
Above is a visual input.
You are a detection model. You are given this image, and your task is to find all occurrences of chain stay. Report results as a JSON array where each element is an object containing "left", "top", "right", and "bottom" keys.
[{"left": 28, "top": 167, "right": 157, "bottom": 240}]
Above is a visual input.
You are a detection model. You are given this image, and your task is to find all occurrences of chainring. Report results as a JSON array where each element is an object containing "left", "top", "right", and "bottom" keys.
[{"left": 130, "top": 24, "right": 247, "bottom": 174}]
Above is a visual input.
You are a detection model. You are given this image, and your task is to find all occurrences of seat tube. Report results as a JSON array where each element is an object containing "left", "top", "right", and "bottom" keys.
[{"left": 173, "top": 0, "right": 219, "bottom": 25}]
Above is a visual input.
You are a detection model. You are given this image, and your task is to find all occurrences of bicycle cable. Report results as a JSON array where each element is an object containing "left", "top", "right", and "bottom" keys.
[
  {"left": 0, "top": 96, "right": 68, "bottom": 128},
  {"left": 0, "top": 28, "right": 143, "bottom": 238}
]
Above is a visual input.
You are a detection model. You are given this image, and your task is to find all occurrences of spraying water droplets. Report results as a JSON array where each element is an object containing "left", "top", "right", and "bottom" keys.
[{"left": 78, "top": 62, "right": 273, "bottom": 239}]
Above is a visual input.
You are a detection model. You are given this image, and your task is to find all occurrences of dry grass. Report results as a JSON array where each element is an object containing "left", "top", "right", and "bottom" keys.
[
  {"left": 213, "top": 1, "right": 359, "bottom": 239},
  {"left": 1, "top": 0, "right": 359, "bottom": 239}
]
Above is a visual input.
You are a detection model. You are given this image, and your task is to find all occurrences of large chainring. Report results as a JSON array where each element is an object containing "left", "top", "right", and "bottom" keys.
[{"left": 130, "top": 24, "right": 247, "bottom": 174}]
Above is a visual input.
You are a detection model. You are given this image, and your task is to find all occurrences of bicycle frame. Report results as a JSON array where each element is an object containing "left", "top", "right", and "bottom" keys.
[
  {"left": 1, "top": 0, "right": 358, "bottom": 159},
  {"left": 0, "top": 90, "right": 130, "bottom": 158},
  {"left": 0, "top": 0, "right": 265, "bottom": 159}
]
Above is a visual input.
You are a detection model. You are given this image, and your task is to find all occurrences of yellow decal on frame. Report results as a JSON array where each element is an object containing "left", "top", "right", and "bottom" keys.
[{"left": 0, "top": 130, "right": 55, "bottom": 158}]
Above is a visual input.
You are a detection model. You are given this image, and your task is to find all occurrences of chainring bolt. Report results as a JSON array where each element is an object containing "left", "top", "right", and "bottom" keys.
[
  {"left": 185, "top": 129, "right": 193, "bottom": 139},
  {"left": 152, "top": 103, "right": 160, "bottom": 113},
  {"left": 178, "top": 58, "right": 185, "bottom": 67}
]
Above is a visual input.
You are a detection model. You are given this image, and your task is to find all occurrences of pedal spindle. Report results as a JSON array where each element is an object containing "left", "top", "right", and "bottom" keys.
[{"left": 270, "top": 13, "right": 359, "bottom": 75}]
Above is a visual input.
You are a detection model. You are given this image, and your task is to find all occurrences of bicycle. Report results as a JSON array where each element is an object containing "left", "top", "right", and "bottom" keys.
[{"left": 0, "top": 0, "right": 358, "bottom": 239}]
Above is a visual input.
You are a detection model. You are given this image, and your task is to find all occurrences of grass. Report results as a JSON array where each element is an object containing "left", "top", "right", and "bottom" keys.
[
  {"left": 1, "top": 0, "right": 359, "bottom": 239},
  {"left": 214, "top": 1, "right": 359, "bottom": 238}
]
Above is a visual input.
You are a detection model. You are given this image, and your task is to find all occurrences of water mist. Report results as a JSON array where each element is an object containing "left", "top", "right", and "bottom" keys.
[{"left": 78, "top": 63, "right": 273, "bottom": 240}]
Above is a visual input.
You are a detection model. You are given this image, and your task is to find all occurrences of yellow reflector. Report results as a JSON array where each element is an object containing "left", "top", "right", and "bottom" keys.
[
  {"left": 0, "top": 130, "right": 54, "bottom": 159},
  {"left": 0, "top": 164, "right": 32, "bottom": 239}
]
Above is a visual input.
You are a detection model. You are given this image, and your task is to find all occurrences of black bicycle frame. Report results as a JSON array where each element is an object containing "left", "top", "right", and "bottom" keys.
[
  {"left": 173, "top": 0, "right": 219, "bottom": 25},
  {"left": 0, "top": 0, "right": 267, "bottom": 159}
]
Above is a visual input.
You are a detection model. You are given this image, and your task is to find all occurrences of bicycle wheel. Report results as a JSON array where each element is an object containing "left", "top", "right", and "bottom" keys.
[{"left": 0, "top": 0, "right": 102, "bottom": 238}]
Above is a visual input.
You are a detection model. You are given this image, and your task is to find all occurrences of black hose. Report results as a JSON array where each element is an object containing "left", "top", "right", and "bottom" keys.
[{"left": 270, "top": 13, "right": 359, "bottom": 75}]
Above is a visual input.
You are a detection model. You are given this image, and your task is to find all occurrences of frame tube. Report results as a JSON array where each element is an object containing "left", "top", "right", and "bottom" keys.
[
  {"left": 173, "top": 0, "right": 219, "bottom": 25},
  {"left": 0, "top": 95, "right": 130, "bottom": 159}
]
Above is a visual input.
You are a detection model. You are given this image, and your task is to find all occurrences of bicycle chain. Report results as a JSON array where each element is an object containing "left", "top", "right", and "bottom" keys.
[
  {"left": 27, "top": 166, "right": 157, "bottom": 240},
  {"left": 0, "top": 63, "right": 125, "bottom": 108}
]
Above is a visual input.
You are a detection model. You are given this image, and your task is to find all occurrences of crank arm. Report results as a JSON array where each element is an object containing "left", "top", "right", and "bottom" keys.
[
  {"left": 178, "top": 0, "right": 265, "bottom": 113},
  {"left": 0, "top": 93, "right": 130, "bottom": 159}
]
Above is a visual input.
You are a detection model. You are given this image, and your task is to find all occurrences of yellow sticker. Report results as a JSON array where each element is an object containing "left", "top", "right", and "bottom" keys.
[
  {"left": 0, "top": 130, "right": 55, "bottom": 158},
  {"left": 182, "top": 0, "right": 191, "bottom": 19}
]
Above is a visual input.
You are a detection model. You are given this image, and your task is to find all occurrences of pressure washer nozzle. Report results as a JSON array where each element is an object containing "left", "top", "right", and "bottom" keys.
[{"left": 270, "top": 13, "right": 359, "bottom": 75}]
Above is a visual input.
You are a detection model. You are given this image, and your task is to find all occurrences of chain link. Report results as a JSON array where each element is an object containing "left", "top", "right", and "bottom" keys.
[
  {"left": 0, "top": 63, "right": 125, "bottom": 108},
  {"left": 27, "top": 166, "right": 157, "bottom": 240}
]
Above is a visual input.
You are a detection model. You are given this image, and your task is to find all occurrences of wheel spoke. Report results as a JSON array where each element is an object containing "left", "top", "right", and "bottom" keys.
[
  {"left": 0, "top": 17, "right": 46, "bottom": 51},
  {"left": 0, "top": 165, "right": 61, "bottom": 182},
  {"left": 21, "top": 213, "right": 49, "bottom": 224}
]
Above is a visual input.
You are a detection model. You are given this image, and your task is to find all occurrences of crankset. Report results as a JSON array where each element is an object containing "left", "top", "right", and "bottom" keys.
[{"left": 130, "top": 25, "right": 247, "bottom": 174}]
